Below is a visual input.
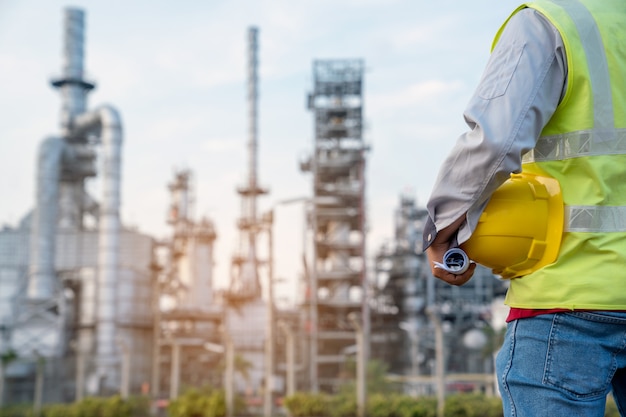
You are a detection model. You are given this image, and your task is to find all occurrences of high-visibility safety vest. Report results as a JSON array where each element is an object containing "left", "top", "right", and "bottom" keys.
[{"left": 498, "top": 0, "right": 626, "bottom": 309}]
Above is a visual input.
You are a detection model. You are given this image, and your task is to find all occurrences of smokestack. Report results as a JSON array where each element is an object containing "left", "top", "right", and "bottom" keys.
[
  {"left": 29, "top": 7, "right": 96, "bottom": 300},
  {"left": 227, "top": 27, "right": 267, "bottom": 300},
  {"left": 52, "top": 8, "right": 95, "bottom": 136},
  {"left": 247, "top": 27, "right": 259, "bottom": 221}
]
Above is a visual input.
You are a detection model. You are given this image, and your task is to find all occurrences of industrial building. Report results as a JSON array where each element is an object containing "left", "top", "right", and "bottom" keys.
[
  {"left": 152, "top": 169, "right": 221, "bottom": 401},
  {"left": 0, "top": 5, "right": 508, "bottom": 410},
  {"left": 0, "top": 8, "right": 155, "bottom": 402}
]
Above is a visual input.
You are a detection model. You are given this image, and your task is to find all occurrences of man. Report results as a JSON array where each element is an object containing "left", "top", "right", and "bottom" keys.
[{"left": 423, "top": 1, "right": 626, "bottom": 416}]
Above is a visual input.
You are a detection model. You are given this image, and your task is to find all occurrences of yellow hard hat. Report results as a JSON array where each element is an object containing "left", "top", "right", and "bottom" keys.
[{"left": 460, "top": 172, "right": 564, "bottom": 279}]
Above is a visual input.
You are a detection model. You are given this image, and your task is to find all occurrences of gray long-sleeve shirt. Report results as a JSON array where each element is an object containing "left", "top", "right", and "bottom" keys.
[{"left": 423, "top": 7, "right": 568, "bottom": 249}]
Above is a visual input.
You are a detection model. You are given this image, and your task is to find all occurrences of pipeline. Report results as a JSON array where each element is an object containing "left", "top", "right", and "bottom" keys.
[
  {"left": 28, "top": 137, "right": 66, "bottom": 299},
  {"left": 73, "top": 105, "right": 123, "bottom": 385}
]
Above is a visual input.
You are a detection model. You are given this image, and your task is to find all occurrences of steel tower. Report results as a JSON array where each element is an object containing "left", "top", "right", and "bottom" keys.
[
  {"left": 226, "top": 27, "right": 268, "bottom": 304},
  {"left": 303, "top": 59, "right": 368, "bottom": 393},
  {"left": 219, "top": 27, "right": 270, "bottom": 403}
]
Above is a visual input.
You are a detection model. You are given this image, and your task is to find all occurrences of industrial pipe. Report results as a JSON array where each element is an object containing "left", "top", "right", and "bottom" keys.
[
  {"left": 28, "top": 137, "right": 65, "bottom": 299},
  {"left": 116, "top": 338, "right": 130, "bottom": 399},
  {"left": 247, "top": 26, "right": 259, "bottom": 220},
  {"left": 170, "top": 341, "right": 181, "bottom": 400},
  {"left": 224, "top": 331, "right": 235, "bottom": 417},
  {"left": 264, "top": 209, "right": 274, "bottom": 417},
  {"left": 348, "top": 312, "right": 365, "bottom": 417},
  {"left": 73, "top": 105, "right": 123, "bottom": 390},
  {"left": 278, "top": 321, "right": 295, "bottom": 396},
  {"left": 426, "top": 308, "right": 445, "bottom": 417}
]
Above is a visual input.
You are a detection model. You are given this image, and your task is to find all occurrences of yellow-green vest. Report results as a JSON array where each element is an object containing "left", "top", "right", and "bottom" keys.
[{"left": 497, "top": 0, "right": 626, "bottom": 309}]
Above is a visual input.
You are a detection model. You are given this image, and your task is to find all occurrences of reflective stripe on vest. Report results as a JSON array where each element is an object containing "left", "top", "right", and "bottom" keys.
[
  {"left": 566, "top": 206, "right": 626, "bottom": 232},
  {"left": 551, "top": 0, "right": 613, "bottom": 130},
  {"left": 523, "top": 128, "right": 626, "bottom": 162}
]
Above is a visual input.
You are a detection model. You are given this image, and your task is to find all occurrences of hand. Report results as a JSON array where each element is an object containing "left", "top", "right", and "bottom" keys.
[{"left": 426, "top": 241, "right": 476, "bottom": 285}]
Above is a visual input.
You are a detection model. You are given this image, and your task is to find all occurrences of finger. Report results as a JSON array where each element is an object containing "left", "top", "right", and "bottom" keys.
[
  {"left": 439, "top": 273, "right": 470, "bottom": 286},
  {"left": 433, "top": 263, "right": 476, "bottom": 286}
]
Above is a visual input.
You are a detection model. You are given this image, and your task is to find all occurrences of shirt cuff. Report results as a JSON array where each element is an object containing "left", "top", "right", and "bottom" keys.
[{"left": 422, "top": 215, "right": 437, "bottom": 252}]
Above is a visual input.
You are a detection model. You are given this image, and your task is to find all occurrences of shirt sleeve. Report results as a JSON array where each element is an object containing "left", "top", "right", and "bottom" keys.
[{"left": 422, "top": 7, "right": 567, "bottom": 250}]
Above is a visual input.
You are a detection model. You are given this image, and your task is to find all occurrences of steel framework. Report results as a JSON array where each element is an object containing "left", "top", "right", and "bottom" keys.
[{"left": 303, "top": 59, "right": 368, "bottom": 393}]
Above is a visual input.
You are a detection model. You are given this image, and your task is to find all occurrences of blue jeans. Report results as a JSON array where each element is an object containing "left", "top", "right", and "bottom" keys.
[{"left": 496, "top": 312, "right": 626, "bottom": 417}]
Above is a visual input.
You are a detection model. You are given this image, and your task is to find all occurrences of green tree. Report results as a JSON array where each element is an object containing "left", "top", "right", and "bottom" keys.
[
  {"left": 216, "top": 353, "right": 253, "bottom": 383},
  {"left": 338, "top": 358, "right": 398, "bottom": 396},
  {"left": 168, "top": 387, "right": 245, "bottom": 417}
]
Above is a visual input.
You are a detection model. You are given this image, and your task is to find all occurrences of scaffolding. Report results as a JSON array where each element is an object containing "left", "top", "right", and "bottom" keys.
[{"left": 303, "top": 59, "right": 368, "bottom": 393}]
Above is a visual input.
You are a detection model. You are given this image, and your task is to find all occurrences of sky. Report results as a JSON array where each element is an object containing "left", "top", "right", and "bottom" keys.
[{"left": 0, "top": 0, "right": 521, "bottom": 305}]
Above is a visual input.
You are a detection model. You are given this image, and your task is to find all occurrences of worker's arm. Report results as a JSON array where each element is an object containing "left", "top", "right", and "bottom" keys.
[{"left": 423, "top": 7, "right": 566, "bottom": 285}]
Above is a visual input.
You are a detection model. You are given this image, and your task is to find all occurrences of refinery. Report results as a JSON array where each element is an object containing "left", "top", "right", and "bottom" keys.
[{"left": 0, "top": 5, "right": 509, "bottom": 415}]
